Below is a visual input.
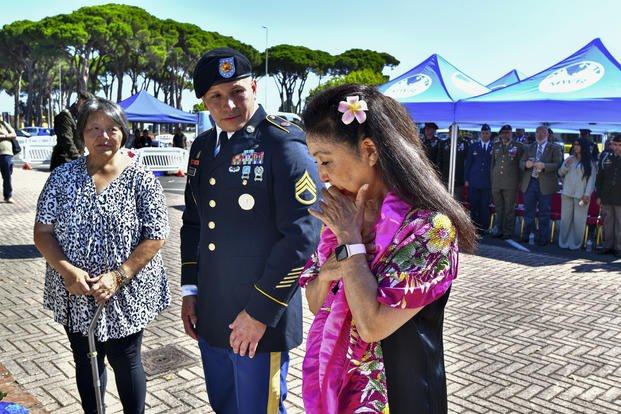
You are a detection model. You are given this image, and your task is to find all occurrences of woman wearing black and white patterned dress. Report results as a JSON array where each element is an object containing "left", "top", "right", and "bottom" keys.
[{"left": 34, "top": 97, "right": 170, "bottom": 414}]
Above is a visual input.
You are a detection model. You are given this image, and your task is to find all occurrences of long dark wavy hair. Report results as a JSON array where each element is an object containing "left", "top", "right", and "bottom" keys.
[
  {"left": 302, "top": 83, "right": 477, "bottom": 253},
  {"left": 572, "top": 137, "right": 593, "bottom": 180}
]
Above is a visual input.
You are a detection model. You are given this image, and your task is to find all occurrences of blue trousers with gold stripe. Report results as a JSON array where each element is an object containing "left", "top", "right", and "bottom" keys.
[{"left": 198, "top": 337, "right": 289, "bottom": 414}]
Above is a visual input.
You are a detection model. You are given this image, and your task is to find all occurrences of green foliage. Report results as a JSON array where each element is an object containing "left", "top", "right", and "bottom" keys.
[
  {"left": 0, "top": 390, "right": 6, "bottom": 400},
  {"left": 0, "top": 3, "right": 396, "bottom": 122},
  {"left": 333, "top": 49, "right": 399, "bottom": 75},
  {"left": 305, "top": 69, "right": 389, "bottom": 106}
]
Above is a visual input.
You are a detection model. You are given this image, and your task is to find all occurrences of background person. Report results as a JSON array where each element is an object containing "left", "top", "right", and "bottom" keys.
[
  {"left": 464, "top": 124, "right": 493, "bottom": 235},
  {"left": 437, "top": 124, "right": 469, "bottom": 201},
  {"left": 557, "top": 138, "right": 596, "bottom": 249},
  {"left": 172, "top": 126, "right": 187, "bottom": 149},
  {"left": 180, "top": 47, "right": 321, "bottom": 413},
  {"left": 595, "top": 135, "right": 621, "bottom": 257},
  {"left": 491, "top": 124, "right": 523, "bottom": 239},
  {"left": 33, "top": 97, "right": 170, "bottom": 414},
  {"left": 0, "top": 119, "right": 17, "bottom": 203},
  {"left": 50, "top": 91, "right": 94, "bottom": 171},
  {"left": 300, "top": 84, "right": 476, "bottom": 413},
  {"left": 519, "top": 125, "right": 563, "bottom": 246},
  {"left": 135, "top": 129, "right": 153, "bottom": 148}
]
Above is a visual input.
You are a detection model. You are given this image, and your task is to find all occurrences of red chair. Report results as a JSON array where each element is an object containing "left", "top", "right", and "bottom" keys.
[
  {"left": 549, "top": 191, "right": 562, "bottom": 243},
  {"left": 584, "top": 192, "right": 603, "bottom": 247},
  {"left": 462, "top": 185, "right": 471, "bottom": 211},
  {"left": 514, "top": 190, "right": 525, "bottom": 238},
  {"left": 488, "top": 201, "right": 496, "bottom": 233}
]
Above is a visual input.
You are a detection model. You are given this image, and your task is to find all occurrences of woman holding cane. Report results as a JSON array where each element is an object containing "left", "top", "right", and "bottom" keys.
[{"left": 34, "top": 97, "right": 170, "bottom": 414}]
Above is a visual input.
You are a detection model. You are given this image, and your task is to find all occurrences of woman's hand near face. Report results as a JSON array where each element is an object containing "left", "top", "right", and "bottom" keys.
[
  {"left": 89, "top": 272, "right": 121, "bottom": 304},
  {"left": 310, "top": 184, "right": 370, "bottom": 244}
]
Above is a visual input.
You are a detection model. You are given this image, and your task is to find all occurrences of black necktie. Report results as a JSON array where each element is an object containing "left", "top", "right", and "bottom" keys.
[{"left": 214, "top": 130, "right": 227, "bottom": 156}]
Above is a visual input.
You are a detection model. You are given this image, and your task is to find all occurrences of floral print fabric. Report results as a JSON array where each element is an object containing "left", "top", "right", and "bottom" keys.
[{"left": 299, "top": 193, "right": 458, "bottom": 413}]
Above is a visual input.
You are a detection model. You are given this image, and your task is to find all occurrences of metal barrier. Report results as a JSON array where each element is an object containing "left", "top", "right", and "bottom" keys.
[
  {"left": 16, "top": 143, "right": 188, "bottom": 175},
  {"left": 135, "top": 147, "right": 188, "bottom": 173},
  {"left": 18, "top": 143, "right": 55, "bottom": 165}
]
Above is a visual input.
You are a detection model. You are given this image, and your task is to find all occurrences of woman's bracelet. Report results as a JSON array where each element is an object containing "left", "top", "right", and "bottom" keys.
[{"left": 113, "top": 267, "right": 130, "bottom": 286}]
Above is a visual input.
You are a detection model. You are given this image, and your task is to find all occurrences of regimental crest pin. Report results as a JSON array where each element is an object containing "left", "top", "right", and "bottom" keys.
[
  {"left": 219, "top": 57, "right": 235, "bottom": 78},
  {"left": 294, "top": 170, "right": 317, "bottom": 205}
]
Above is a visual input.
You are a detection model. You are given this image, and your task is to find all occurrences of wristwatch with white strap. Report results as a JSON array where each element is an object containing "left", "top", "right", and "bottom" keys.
[{"left": 334, "top": 243, "right": 366, "bottom": 262}]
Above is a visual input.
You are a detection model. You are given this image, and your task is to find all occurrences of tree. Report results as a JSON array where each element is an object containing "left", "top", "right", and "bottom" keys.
[
  {"left": 305, "top": 68, "right": 389, "bottom": 107},
  {"left": 333, "top": 49, "right": 399, "bottom": 75},
  {"left": 263, "top": 45, "right": 328, "bottom": 113}
]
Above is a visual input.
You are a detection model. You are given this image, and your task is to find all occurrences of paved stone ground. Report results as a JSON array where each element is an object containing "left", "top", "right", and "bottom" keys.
[{"left": 0, "top": 166, "right": 619, "bottom": 413}]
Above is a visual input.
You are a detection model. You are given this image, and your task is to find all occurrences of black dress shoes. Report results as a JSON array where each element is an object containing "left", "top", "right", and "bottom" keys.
[{"left": 597, "top": 248, "right": 614, "bottom": 255}]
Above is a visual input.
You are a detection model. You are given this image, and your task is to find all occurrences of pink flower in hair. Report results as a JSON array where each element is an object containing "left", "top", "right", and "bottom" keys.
[{"left": 337, "top": 95, "right": 368, "bottom": 125}]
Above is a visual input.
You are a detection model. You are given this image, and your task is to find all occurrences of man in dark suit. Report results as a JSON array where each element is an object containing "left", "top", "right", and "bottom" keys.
[
  {"left": 179, "top": 48, "right": 321, "bottom": 413},
  {"left": 519, "top": 125, "right": 563, "bottom": 245},
  {"left": 465, "top": 124, "right": 493, "bottom": 234},
  {"left": 50, "top": 91, "right": 94, "bottom": 171}
]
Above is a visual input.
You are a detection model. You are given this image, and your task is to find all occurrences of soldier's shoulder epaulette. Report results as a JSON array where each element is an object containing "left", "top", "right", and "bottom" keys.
[{"left": 265, "top": 115, "right": 304, "bottom": 134}]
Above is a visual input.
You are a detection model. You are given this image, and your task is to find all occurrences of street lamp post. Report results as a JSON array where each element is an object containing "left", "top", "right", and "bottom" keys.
[{"left": 262, "top": 25, "right": 269, "bottom": 109}]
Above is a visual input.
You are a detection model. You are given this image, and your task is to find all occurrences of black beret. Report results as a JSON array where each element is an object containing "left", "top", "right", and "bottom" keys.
[
  {"left": 424, "top": 122, "right": 439, "bottom": 129},
  {"left": 499, "top": 124, "right": 512, "bottom": 132},
  {"left": 480, "top": 123, "right": 491, "bottom": 131},
  {"left": 611, "top": 134, "right": 621, "bottom": 142},
  {"left": 579, "top": 128, "right": 591, "bottom": 134},
  {"left": 193, "top": 48, "right": 253, "bottom": 98}
]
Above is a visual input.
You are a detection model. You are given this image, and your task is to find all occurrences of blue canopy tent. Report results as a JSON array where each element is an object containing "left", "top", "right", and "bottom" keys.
[
  {"left": 486, "top": 69, "right": 523, "bottom": 90},
  {"left": 377, "top": 54, "right": 490, "bottom": 126},
  {"left": 455, "top": 38, "right": 621, "bottom": 132},
  {"left": 118, "top": 90, "right": 198, "bottom": 124}
]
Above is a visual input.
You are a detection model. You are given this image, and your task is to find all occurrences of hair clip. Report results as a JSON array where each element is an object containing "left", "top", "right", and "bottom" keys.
[{"left": 337, "top": 95, "right": 368, "bottom": 125}]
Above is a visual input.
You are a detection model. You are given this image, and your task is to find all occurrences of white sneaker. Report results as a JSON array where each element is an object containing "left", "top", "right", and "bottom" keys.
[{"left": 4, "top": 197, "right": 13, "bottom": 203}]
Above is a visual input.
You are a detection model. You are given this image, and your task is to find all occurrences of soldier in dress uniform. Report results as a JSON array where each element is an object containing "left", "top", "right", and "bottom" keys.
[
  {"left": 421, "top": 122, "right": 441, "bottom": 172},
  {"left": 464, "top": 124, "right": 493, "bottom": 234},
  {"left": 179, "top": 48, "right": 322, "bottom": 413},
  {"left": 595, "top": 135, "right": 621, "bottom": 257},
  {"left": 491, "top": 124, "right": 524, "bottom": 239},
  {"left": 437, "top": 124, "right": 469, "bottom": 201}
]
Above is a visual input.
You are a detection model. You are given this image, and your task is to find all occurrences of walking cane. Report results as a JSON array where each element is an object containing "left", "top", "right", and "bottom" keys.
[{"left": 87, "top": 302, "right": 106, "bottom": 414}]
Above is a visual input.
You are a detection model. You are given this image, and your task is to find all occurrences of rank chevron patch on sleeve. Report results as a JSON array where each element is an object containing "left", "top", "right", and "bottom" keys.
[{"left": 294, "top": 170, "right": 317, "bottom": 205}]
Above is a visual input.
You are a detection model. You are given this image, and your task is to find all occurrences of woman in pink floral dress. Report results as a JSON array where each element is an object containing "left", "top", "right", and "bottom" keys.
[{"left": 299, "top": 84, "right": 477, "bottom": 413}]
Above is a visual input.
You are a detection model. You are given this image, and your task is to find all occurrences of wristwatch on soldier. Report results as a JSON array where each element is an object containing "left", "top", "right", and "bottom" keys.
[{"left": 334, "top": 243, "right": 366, "bottom": 262}]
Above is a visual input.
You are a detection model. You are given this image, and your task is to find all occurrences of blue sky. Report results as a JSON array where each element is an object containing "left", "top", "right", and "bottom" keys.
[{"left": 2, "top": 0, "right": 621, "bottom": 115}]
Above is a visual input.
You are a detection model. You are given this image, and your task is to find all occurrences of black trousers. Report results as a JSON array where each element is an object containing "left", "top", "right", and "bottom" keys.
[{"left": 65, "top": 327, "right": 146, "bottom": 414}]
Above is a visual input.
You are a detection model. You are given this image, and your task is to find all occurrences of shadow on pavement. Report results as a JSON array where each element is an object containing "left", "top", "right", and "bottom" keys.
[
  {"left": 0, "top": 244, "right": 41, "bottom": 260},
  {"left": 476, "top": 235, "right": 620, "bottom": 268}
]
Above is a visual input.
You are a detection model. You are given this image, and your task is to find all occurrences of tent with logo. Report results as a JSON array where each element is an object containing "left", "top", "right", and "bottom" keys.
[
  {"left": 118, "top": 90, "right": 198, "bottom": 124},
  {"left": 377, "top": 54, "right": 490, "bottom": 125},
  {"left": 455, "top": 38, "right": 621, "bottom": 131},
  {"left": 486, "top": 69, "right": 523, "bottom": 90}
]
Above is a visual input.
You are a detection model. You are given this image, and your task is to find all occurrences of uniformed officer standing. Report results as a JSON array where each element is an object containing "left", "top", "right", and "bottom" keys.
[
  {"left": 464, "top": 124, "right": 493, "bottom": 234},
  {"left": 437, "top": 124, "right": 469, "bottom": 201},
  {"left": 491, "top": 124, "right": 524, "bottom": 239},
  {"left": 595, "top": 135, "right": 621, "bottom": 257},
  {"left": 179, "top": 48, "right": 322, "bottom": 413}
]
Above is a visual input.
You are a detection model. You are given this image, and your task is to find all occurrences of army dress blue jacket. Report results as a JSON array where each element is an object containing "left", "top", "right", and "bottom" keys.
[
  {"left": 180, "top": 106, "right": 322, "bottom": 352},
  {"left": 465, "top": 140, "right": 492, "bottom": 189}
]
